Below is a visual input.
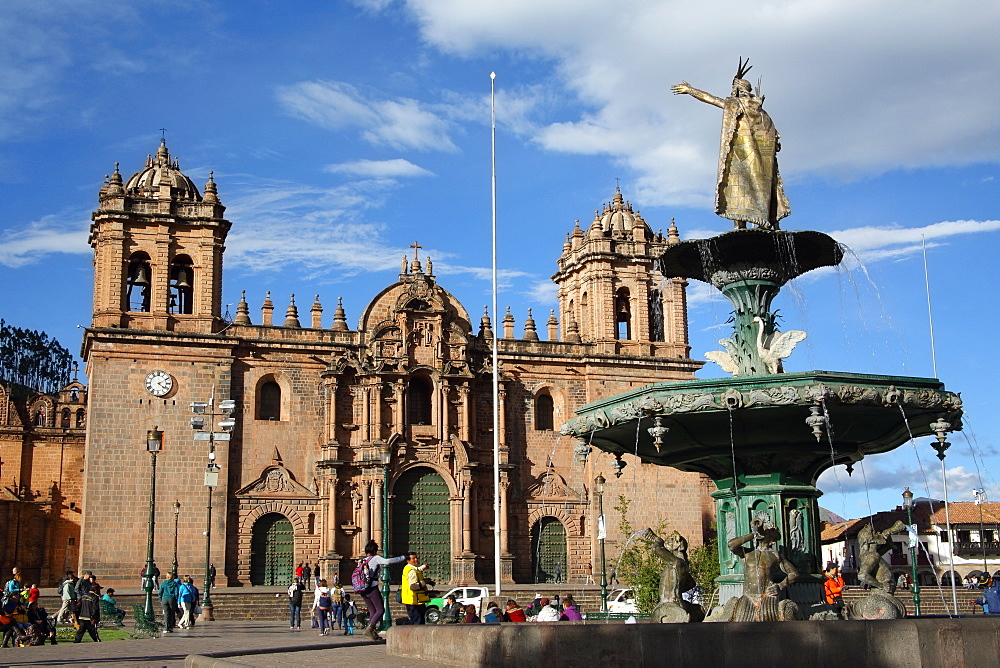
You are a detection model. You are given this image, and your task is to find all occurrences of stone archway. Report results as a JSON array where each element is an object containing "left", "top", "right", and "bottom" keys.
[
  {"left": 531, "top": 516, "right": 567, "bottom": 583},
  {"left": 249, "top": 513, "right": 294, "bottom": 586}
]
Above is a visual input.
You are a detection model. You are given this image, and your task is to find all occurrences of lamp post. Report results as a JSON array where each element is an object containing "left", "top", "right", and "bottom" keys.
[
  {"left": 172, "top": 500, "right": 181, "bottom": 578},
  {"left": 902, "top": 487, "right": 921, "bottom": 616},
  {"left": 144, "top": 426, "right": 163, "bottom": 619},
  {"left": 190, "top": 396, "right": 235, "bottom": 622},
  {"left": 379, "top": 441, "right": 392, "bottom": 631},
  {"left": 595, "top": 473, "right": 608, "bottom": 613},
  {"left": 974, "top": 488, "right": 989, "bottom": 577}
]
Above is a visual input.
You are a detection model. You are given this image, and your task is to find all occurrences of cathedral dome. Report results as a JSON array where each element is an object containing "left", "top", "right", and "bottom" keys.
[
  {"left": 125, "top": 139, "right": 202, "bottom": 201},
  {"left": 597, "top": 187, "right": 650, "bottom": 237}
]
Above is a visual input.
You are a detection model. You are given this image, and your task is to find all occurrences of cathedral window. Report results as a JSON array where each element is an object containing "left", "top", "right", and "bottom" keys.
[
  {"left": 535, "top": 392, "right": 554, "bottom": 431},
  {"left": 257, "top": 380, "right": 282, "bottom": 421},
  {"left": 615, "top": 288, "right": 632, "bottom": 340},
  {"left": 126, "top": 252, "right": 152, "bottom": 312},
  {"left": 407, "top": 375, "right": 433, "bottom": 425},
  {"left": 169, "top": 255, "right": 194, "bottom": 315}
]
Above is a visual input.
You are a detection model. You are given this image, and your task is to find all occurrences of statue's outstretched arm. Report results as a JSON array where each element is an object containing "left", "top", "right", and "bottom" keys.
[{"left": 671, "top": 82, "right": 725, "bottom": 109}]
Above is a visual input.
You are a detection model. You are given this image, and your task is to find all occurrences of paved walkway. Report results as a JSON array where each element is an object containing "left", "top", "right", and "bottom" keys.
[{"left": 0, "top": 621, "right": 437, "bottom": 668}]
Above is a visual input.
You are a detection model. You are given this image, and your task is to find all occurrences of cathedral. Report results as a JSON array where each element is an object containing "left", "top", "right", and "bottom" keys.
[{"left": 69, "top": 140, "right": 715, "bottom": 587}]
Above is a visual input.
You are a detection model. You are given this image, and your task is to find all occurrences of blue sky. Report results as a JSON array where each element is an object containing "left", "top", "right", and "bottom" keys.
[{"left": 1, "top": 0, "right": 998, "bottom": 522}]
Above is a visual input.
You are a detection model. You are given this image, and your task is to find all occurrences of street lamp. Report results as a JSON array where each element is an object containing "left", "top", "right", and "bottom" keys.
[
  {"left": 190, "top": 396, "right": 235, "bottom": 621},
  {"left": 902, "top": 487, "right": 921, "bottom": 616},
  {"left": 595, "top": 473, "right": 608, "bottom": 613},
  {"left": 172, "top": 500, "right": 181, "bottom": 577},
  {"left": 143, "top": 426, "right": 163, "bottom": 619},
  {"left": 974, "top": 488, "right": 989, "bottom": 577},
  {"left": 379, "top": 441, "right": 392, "bottom": 631}
]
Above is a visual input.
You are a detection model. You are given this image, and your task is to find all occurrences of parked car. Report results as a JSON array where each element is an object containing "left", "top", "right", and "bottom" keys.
[
  {"left": 425, "top": 586, "right": 491, "bottom": 624},
  {"left": 606, "top": 588, "right": 638, "bottom": 614}
]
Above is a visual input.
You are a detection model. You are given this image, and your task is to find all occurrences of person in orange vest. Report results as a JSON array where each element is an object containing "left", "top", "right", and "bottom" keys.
[{"left": 823, "top": 563, "right": 846, "bottom": 618}]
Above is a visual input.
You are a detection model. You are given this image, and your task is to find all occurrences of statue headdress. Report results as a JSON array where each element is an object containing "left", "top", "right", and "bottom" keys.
[{"left": 733, "top": 57, "right": 753, "bottom": 92}]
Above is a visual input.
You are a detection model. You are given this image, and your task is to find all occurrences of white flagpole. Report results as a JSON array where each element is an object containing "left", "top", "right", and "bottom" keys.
[{"left": 490, "top": 71, "right": 502, "bottom": 597}]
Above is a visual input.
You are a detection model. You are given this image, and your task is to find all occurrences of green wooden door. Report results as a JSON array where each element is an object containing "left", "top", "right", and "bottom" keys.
[
  {"left": 250, "top": 513, "right": 294, "bottom": 586},
  {"left": 391, "top": 467, "right": 451, "bottom": 584},
  {"left": 532, "top": 517, "right": 566, "bottom": 583}
]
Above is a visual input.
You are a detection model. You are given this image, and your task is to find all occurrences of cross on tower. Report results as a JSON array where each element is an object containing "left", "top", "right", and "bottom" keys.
[
  {"left": 409, "top": 241, "right": 422, "bottom": 262},
  {"left": 159, "top": 128, "right": 168, "bottom": 141}
]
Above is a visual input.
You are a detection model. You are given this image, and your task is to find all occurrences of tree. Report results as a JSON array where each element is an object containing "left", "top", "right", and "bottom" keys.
[
  {"left": 0, "top": 319, "right": 74, "bottom": 395},
  {"left": 688, "top": 525, "right": 721, "bottom": 606},
  {"left": 611, "top": 494, "right": 668, "bottom": 615}
]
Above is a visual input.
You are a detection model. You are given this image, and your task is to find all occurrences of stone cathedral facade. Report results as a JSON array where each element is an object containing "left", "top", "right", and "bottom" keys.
[{"left": 80, "top": 141, "right": 714, "bottom": 587}]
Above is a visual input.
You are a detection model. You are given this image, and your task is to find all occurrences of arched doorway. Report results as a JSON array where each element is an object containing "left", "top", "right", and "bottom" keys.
[
  {"left": 250, "top": 513, "right": 294, "bottom": 585},
  {"left": 531, "top": 517, "right": 567, "bottom": 583},
  {"left": 391, "top": 467, "right": 451, "bottom": 583}
]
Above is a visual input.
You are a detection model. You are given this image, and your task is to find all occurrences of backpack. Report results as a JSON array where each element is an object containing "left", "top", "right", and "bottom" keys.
[
  {"left": 347, "top": 601, "right": 357, "bottom": 619},
  {"left": 318, "top": 590, "right": 332, "bottom": 609},
  {"left": 351, "top": 556, "right": 376, "bottom": 593}
]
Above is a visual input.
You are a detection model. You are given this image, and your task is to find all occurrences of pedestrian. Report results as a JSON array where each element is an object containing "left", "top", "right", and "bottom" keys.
[
  {"left": 330, "top": 580, "right": 345, "bottom": 629},
  {"left": 158, "top": 572, "right": 180, "bottom": 632},
  {"left": 75, "top": 571, "right": 94, "bottom": 599},
  {"left": 401, "top": 552, "right": 434, "bottom": 625},
  {"left": 342, "top": 593, "right": 357, "bottom": 635},
  {"left": 554, "top": 563, "right": 562, "bottom": 584},
  {"left": 559, "top": 594, "right": 582, "bottom": 621},
  {"left": 57, "top": 572, "right": 77, "bottom": 623},
  {"left": 824, "top": 564, "right": 846, "bottom": 618},
  {"left": 287, "top": 577, "right": 305, "bottom": 629},
  {"left": 23, "top": 583, "right": 39, "bottom": 606},
  {"left": 609, "top": 564, "right": 618, "bottom": 585},
  {"left": 313, "top": 563, "right": 322, "bottom": 590},
  {"left": 460, "top": 604, "right": 480, "bottom": 623},
  {"left": 503, "top": 599, "right": 526, "bottom": 622},
  {"left": 208, "top": 563, "right": 217, "bottom": 588},
  {"left": 534, "top": 597, "right": 560, "bottom": 622},
  {"left": 101, "top": 588, "right": 126, "bottom": 624},
  {"left": 483, "top": 601, "right": 502, "bottom": 623},
  {"left": 355, "top": 538, "right": 407, "bottom": 643},
  {"left": 0, "top": 592, "right": 29, "bottom": 647},
  {"left": 313, "top": 578, "right": 334, "bottom": 636},
  {"left": 442, "top": 594, "right": 463, "bottom": 623},
  {"left": 303, "top": 563, "right": 312, "bottom": 588},
  {"left": 4, "top": 567, "right": 24, "bottom": 600},
  {"left": 73, "top": 583, "right": 102, "bottom": 643},
  {"left": 975, "top": 577, "right": 1000, "bottom": 614},
  {"left": 178, "top": 576, "right": 199, "bottom": 628},
  {"left": 295, "top": 563, "right": 304, "bottom": 580},
  {"left": 525, "top": 593, "right": 543, "bottom": 618},
  {"left": 896, "top": 573, "right": 907, "bottom": 591},
  {"left": 26, "top": 600, "right": 56, "bottom": 645},
  {"left": 585, "top": 562, "right": 595, "bottom": 585}
]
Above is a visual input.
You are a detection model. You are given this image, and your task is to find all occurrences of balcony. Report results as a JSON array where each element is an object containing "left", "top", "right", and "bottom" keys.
[{"left": 954, "top": 541, "right": 1000, "bottom": 557}]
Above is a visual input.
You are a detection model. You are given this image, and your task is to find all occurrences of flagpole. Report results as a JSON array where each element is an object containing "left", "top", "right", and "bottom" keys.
[{"left": 490, "top": 71, "right": 502, "bottom": 597}]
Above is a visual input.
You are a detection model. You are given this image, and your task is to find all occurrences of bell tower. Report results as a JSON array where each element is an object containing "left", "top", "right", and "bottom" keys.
[
  {"left": 552, "top": 187, "right": 690, "bottom": 358},
  {"left": 89, "top": 139, "right": 230, "bottom": 333}
]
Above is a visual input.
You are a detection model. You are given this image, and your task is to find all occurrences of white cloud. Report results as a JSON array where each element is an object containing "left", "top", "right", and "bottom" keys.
[
  {"left": 324, "top": 159, "right": 434, "bottom": 178},
  {"left": 391, "top": 0, "right": 1000, "bottom": 209},
  {"left": 0, "top": 212, "right": 90, "bottom": 267},
  {"left": 277, "top": 80, "right": 458, "bottom": 152},
  {"left": 525, "top": 280, "right": 558, "bottom": 305},
  {"left": 817, "top": 458, "right": 1000, "bottom": 505}
]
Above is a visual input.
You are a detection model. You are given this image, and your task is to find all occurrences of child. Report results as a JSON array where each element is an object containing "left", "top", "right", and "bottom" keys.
[{"left": 343, "top": 593, "right": 357, "bottom": 635}]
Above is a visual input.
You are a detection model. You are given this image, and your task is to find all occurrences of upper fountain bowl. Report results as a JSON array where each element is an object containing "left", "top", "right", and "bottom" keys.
[{"left": 658, "top": 229, "right": 844, "bottom": 288}]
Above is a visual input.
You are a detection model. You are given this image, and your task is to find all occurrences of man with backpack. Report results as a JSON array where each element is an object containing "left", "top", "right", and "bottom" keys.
[
  {"left": 287, "top": 578, "right": 305, "bottom": 629},
  {"left": 56, "top": 572, "right": 77, "bottom": 624},
  {"left": 330, "top": 580, "right": 345, "bottom": 630},
  {"left": 353, "top": 539, "right": 407, "bottom": 642}
]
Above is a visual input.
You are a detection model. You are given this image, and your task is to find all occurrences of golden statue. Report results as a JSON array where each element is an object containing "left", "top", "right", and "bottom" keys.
[{"left": 672, "top": 59, "right": 790, "bottom": 230}]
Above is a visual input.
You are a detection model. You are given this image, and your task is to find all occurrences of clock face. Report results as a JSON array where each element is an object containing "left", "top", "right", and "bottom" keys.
[{"left": 145, "top": 370, "right": 174, "bottom": 397}]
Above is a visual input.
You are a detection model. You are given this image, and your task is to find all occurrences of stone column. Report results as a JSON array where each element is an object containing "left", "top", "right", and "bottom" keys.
[
  {"left": 327, "top": 475, "right": 339, "bottom": 558},
  {"left": 361, "top": 479, "right": 371, "bottom": 545},
  {"left": 393, "top": 381, "right": 404, "bottom": 434},
  {"left": 458, "top": 385, "right": 470, "bottom": 441},
  {"left": 500, "top": 479, "right": 510, "bottom": 555},
  {"left": 498, "top": 388, "right": 508, "bottom": 448},
  {"left": 373, "top": 479, "right": 383, "bottom": 548},
  {"left": 462, "top": 480, "right": 473, "bottom": 556}
]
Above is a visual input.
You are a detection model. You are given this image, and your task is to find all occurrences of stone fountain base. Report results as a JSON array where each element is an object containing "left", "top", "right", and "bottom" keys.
[{"left": 387, "top": 617, "right": 1000, "bottom": 667}]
